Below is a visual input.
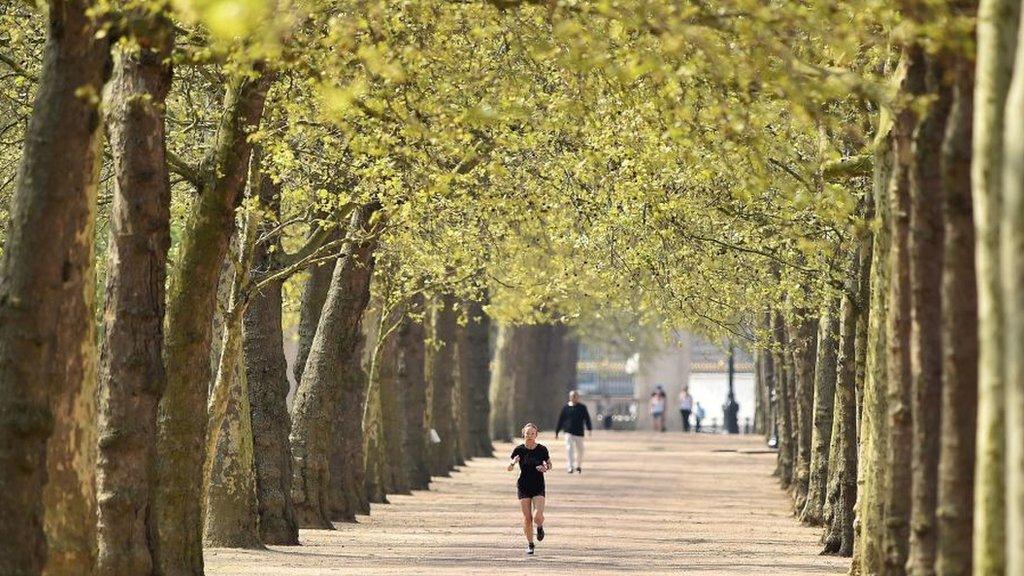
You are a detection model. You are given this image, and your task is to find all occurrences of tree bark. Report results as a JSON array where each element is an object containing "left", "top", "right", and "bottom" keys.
[
  {"left": 802, "top": 298, "right": 839, "bottom": 526},
  {"left": 855, "top": 106, "right": 894, "bottom": 575},
  {"left": 907, "top": 58, "right": 951, "bottom": 576},
  {"left": 880, "top": 45, "right": 926, "bottom": 576},
  {"left": 95, "top": 18, "right": 173, "bottom": 576},
  {"left": 378, "top": 304, "right": 410, "bottom": 495},
  {"left": 773, "top": 314, "right": 794, "bottom": 487},
  {"left": 459, "top": 298, "right": 494, "bottom": 458},
  {"left": 1000, "top": 12, "right": 1024, "bottom": 575},
  {"left": 398, "top": 297, "right": 430, "bottom": 491},
  {"left": 971, "top": 0, "right": 1019, "bottom": 572},
  {"left": 293, "top": 247, "right": 337, "bottom": 384},
  {"left": 242, "top": 162, "right": 299, "bottom": 545},
  {"left": 791, "top": 314, "right": 818, "bottom": 513},
  {"left": 329, "top": 341, "right": 371, "bottom": 520},
  {"left": 426, "top": 293, "right": 459, "bottom": 476},
  {"left": 0, "top": 0, "right": 109, "bottom": 572},
  {"left": 202, "top": 270, "right": 262, "bottom": 549},
  {"left": 154, "top": 69, "right": 274, "bottom": 576},
  {"left": 288, "top": 203, "right": 379, "bottom": 528},
  {"left": 362, "top": 301, "right": 391, "bottom": 504},
  {"left": 935, "top": 53, "right": 978, "bottom": 576},
  {"left": 489, "top": 325, "right": 516, "bottom": 443}
]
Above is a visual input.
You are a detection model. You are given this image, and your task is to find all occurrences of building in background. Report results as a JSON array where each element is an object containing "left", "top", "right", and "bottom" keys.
[{"left": 579, "top": 330, "right": 755, "bottom": 432}]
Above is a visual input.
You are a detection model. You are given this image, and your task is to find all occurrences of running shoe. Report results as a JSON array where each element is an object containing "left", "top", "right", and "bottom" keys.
[
  {"left": 527, "top": 542, "right": 535, "bottom": 555},
  {"left": 537, "top": 526, "right": 545, "bottom": 541},
  {"left": 576, "top": 467, "right": 582, "bottom": 474}
]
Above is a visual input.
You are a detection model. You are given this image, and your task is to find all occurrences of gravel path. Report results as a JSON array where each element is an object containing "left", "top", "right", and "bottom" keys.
[{"left": 205, "top": 431, "right": 850, "bottom": 575}]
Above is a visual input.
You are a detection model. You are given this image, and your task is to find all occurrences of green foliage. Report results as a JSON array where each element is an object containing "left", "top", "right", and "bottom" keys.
[{"left": 0, "top": 0, "right": 900, "bottom": 346}]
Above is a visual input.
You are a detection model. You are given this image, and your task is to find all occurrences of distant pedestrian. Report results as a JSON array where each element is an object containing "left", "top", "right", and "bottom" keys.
[
  {"left": 694, "top": 402, "right": 706, "bottom": 433},
  {"left": 507, "top": 423, "right": 551, "bottom": 555},
  {"left": 650, "top": 386, "right": 667, "bottom": 432},
  {"left": 555, "top": 390, "right": 592, "bottom": 473},
  {"left": 678, "top": 387, "right": 694, "bottom": 432}
]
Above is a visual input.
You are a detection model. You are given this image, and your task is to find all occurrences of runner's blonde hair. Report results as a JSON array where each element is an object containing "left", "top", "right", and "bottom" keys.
[{"left": 521, "top": 422, "right": 538, "bottom": 436}]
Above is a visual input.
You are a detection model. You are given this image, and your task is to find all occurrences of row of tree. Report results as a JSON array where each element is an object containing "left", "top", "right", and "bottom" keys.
[{"left": 756, "top": 1, "right": 1024, "bottom": 574}]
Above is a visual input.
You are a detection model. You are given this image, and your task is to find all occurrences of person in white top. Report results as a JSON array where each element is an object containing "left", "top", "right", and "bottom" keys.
[{"left": 678, "top": 387, "right": 694, "bottom": 432}]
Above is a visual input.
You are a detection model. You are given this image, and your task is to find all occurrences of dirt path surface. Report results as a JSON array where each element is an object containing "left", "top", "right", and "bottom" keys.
[{"left": 206, "top": 431, "right": 850, "bottom": 575}]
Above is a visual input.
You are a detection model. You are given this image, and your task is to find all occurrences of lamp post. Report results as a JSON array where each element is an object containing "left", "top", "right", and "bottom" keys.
[{"left": 724, "top": 343, "right": 740, "bottom": 434}]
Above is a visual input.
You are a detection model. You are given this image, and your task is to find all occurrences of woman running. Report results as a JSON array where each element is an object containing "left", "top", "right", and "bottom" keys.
[{"left": 507, "top": 423, "right": 551, "bottom": 555}]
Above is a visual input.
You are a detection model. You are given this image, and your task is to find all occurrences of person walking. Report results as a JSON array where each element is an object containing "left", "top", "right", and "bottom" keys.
[
  {"left": 649, "top": 386, "right": 667, "bottom": 432},
  {"left": 678, "top": 387, "right": 694, "bottom": 432},
  {"left": 694, "top": 402, "right": 706, "bottom": 433},
  {"left": 507, "top": 423, "right": 551, "bottom": 555},
  {"left": 555, "top": 390, "right": 592, "bottom": 473}
]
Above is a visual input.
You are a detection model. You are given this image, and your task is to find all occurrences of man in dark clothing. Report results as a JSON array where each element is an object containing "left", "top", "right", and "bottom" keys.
[{"left": 554, "top": 390, "right": 592, "bottom": 473}]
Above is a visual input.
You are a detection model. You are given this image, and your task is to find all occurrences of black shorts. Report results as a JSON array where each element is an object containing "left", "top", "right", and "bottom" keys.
[{"left": 517, "top": 479, "right": 545, "bottom": 500}]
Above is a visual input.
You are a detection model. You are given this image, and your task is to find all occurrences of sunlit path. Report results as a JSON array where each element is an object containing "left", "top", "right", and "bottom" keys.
[{"left": 206, "top": 432, "right": 848, "bottom": 575}]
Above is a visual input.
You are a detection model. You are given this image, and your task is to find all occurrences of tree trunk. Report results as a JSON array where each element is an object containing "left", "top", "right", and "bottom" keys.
[
  {"left": 293, "top": 246, "right": 337, "bottom": 384},
  {"left": 773, "top": 320, "right": 791, "bottom": 484},
  {"left": 0, "top": 0, "right": 108, "bottom": 572},
  {"left": 363, "top": 301, "right": 390, "bottom": 504},
  {"left": 155, "top": 69, "right": 274, "bottom": 576},
  {"left": 459, "top": 298, "right": 494, "bottom": 458},
  {"left": 202, "top": 288, "right": 262, "bottom": 549},
  {"left": 95, "top": 19, "right": 173, "bottom": 576},
  {"left": 330, "top": 349, "right": 371, "bottom": 520},
  {"left": 426, "top": 293, "right": 459, "bottom": 476},
  {"left": 935, "top": 53, "right": 978, "bottom": 576},
  {"left": 880, "top": 45, "right": 926, "bottom": 576},
  {"left": 907, "top": 58, "right": 951, "bottom": 576},
  {"left": 398, "top": 298, "right": 430, "bottom": 491},
  {"left": 971, "top": 0, "right": 1019, "bottom": 572},
  {"left": 802, "top": 299, "right": 839, "bottom": 526},
  {"left": 1000, "top": 12, "right": 1024, "bottom": 575},
  {"left": 489, "top": 325, "right": 516, "bottom": 443},
  {"left": 378, "top": 304, "right": 410, "bottom": 495},
  {"left": 288, "top": 203, "right": 379, "bottom": 528},
  {"left": 856, "top": 106, "right": 895, "bottom": 575},
  {"left": 791, "top": 314, "right": 818, "bottom": 513},
  {"left": 825, "top": 281, "right": 855, "bottom": 554},
  {"left": 773, "top": 314, "right": 794, "bottom": 487},
  {"left": 549, "top": 327, "right": 579, "bottom": 430},
  {"left": 242, "top": 161, "right": 299, "bottom": 545}
]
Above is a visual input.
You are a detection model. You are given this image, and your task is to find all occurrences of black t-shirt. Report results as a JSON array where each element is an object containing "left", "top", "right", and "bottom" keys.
[{"left": 511, "top": 443, "right": 550, "bottom": 485}]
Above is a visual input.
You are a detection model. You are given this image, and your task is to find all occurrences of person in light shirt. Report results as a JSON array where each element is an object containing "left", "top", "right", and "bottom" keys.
[{"left": 678, "top": 387, "right": 694, "bottom": 432}]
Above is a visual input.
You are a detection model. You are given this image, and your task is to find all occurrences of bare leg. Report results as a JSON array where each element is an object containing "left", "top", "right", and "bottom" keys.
[
  {"left": 519, "top": 498, "right": 534, "bottom": 543},
  {"left": 532, "top": 496, "right": 545, "bottom": 529}
]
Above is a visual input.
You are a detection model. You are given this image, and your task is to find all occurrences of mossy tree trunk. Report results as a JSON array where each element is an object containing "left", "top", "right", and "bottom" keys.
[{"left": 155, "top": 69, "right": 274, "bottom": 576}]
